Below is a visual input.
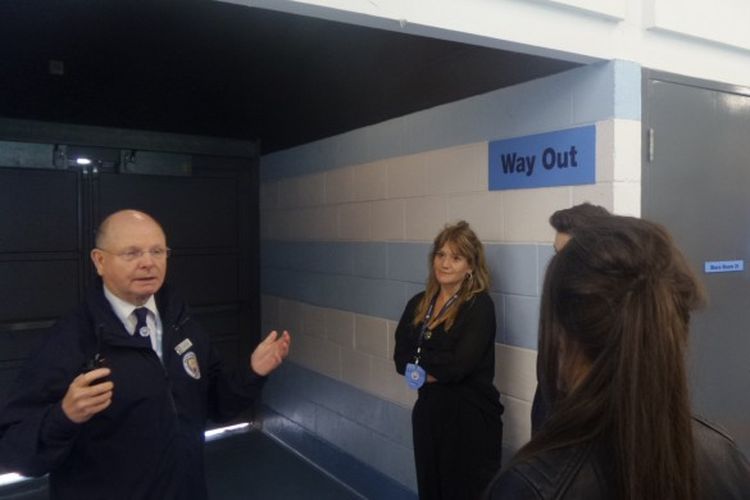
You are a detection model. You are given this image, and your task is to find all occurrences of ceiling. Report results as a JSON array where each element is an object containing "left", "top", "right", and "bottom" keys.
[{"left": 0, "top": 1, "right": 581, "bottom": 155}]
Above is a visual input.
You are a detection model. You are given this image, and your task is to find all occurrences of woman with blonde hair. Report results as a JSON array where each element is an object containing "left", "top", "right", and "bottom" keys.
[
  {"left": 394, "top": 220, "right": 503, "bottom": 499},
  {"left": 486, "top": 215, "right": 750, "bottom": 500}
]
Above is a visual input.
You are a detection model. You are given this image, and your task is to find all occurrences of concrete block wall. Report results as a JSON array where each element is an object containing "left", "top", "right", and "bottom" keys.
[{"left": 259, "top": 60, "right": 642, "bottom": 493}]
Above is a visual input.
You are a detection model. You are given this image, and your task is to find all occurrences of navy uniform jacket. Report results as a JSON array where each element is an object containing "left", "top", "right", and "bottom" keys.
[{"left": 0, "top": 282, "right": 265, "bottom": 499}]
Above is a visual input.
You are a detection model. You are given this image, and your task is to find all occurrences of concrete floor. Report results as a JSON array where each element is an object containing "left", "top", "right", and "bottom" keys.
[{"left": 0, "top": 431, "right": 364, "bottom": 500}]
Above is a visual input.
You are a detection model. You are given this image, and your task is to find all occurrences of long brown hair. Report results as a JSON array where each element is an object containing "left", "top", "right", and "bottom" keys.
[
  {"left": 412, "top": 220, "right": 490, "bottom": 330},
  {"left": 516, "top": 216, "right": 705, "bottom": 500}
]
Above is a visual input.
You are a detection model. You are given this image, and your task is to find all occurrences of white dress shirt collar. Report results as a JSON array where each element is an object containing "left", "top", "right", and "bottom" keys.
[{"left": 103, "top": 286, "right": 158, "bottom": 334}]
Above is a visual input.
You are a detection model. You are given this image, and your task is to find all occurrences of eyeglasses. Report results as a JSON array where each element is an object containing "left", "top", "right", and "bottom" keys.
[{"left": 97, "top": 247, "right": 171, "bottom": 262}]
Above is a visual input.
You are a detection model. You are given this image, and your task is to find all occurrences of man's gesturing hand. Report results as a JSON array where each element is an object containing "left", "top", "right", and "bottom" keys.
[
  {"left": 250, "top": 330, "right": 291, "bottom": 376},
  {"left": 61, "top": 368, "right": 114, "bottom": 424}
]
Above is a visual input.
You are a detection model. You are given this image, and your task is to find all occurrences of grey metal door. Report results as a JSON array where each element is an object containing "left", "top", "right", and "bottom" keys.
[{"left": 643, "top": 72, "right": 750, "bottom": 456}]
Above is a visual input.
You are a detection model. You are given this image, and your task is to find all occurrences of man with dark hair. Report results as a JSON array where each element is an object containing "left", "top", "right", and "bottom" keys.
[
  {"left": 531, "top": 203, "right": 610, "bottom": 434},
  {"left": 548, "top": 202, "right": 611, "bottom": 252},
  {"left": 0, "top": 209, "right": 291, "bottom": 499}
]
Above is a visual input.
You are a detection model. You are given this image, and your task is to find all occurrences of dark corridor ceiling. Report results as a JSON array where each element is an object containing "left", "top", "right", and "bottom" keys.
[{"left": 0, "top": 1, "right": 581, "bottom": 155}]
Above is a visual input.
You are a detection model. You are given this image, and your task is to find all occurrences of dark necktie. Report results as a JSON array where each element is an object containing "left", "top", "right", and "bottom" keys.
[{"left": 133, "top": 307, "right": 151, "bottom": 342}]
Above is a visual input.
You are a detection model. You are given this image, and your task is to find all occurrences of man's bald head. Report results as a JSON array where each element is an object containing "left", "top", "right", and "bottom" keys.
[
  {"left": 91, "top": 210, "right": 168, "bottom": 306},
  {"left": 95, "top": 210, "right": 165, "bottom": 250}
]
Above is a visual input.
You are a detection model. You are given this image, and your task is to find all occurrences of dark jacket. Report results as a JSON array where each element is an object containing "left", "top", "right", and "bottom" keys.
[
  {"left": 486, "top": 416, "right": 750, "bottom": 499},
  {"left": 0, "top": 282, "right": 265, "bottom": 500}
]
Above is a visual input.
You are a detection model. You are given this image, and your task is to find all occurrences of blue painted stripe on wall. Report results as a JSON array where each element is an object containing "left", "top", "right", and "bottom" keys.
[
  {"left": 352, "top": 242, "right": 388, "bottom": 279},
  {"left": 537, "top": 245, "right": 555, "bottom": 296},
  {"left": 261, "top": 60, "right": 641, "bottom": 181},
  {"left": 386, "top": 242, "right": 431, "bottom": 284},
  {"left": 263, "top": 362, "right": 417, "bottom": 493},
  {"left": 262, "top": 240, "right": 543, "bottom": 348},
  {"left": 490, "top": 292, "right": 506, "bottom": 344},
  {"left": 263, "top": 240, "right": 542, "bottom": 295},
  {"left": 261, "top": 241, "right": 355, "bottom": 275},
  {"left": 504, "top": 295, "right": 541, "bottom": 350},
  {"left": 485, "top": 244, "right": 539, "bottom": 296},
  {"left": 263, "top": 269, "right": 410, "bottom": 320}
]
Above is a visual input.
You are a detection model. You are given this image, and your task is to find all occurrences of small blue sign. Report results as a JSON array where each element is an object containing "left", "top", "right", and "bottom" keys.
[
  {"left": 704, "top": 260, "right": 744, "bottom": 274},
  {"left": 488, "top": 125, "right": 596, "bottom": 190}
]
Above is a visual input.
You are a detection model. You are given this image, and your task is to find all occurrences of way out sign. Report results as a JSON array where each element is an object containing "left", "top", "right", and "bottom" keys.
[{"left": 488, "top": 125, "right": 595, "bottom": 190}]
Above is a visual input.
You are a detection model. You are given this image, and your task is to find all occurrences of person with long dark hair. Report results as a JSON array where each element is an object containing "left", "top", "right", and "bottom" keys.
[
  {"left": 531, "top": 202, "right": 610, "bottom": 434},
  {"left": 486, "top": 215, "right": 750, "bottom": 500},
  {"left": 394, "top": 221, "right": 503, "bottom": 499}
]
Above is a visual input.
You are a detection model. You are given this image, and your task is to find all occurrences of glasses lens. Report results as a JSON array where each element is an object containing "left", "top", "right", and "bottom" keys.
[{"left": 120, "top": 250, "right": 141, "bottom": 261}]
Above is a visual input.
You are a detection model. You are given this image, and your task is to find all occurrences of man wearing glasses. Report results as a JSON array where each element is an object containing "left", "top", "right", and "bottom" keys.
[{"left": 0, "top": 209, "right": 291, "bottom": 499}]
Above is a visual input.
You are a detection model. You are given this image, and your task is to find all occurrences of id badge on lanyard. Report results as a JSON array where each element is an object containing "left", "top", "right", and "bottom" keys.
[
  {"left": 404, "top": 292, "right": 458, "bottom": 390},
  {"left": 405, "top": 362, "right": 426, "bottom": 389}
]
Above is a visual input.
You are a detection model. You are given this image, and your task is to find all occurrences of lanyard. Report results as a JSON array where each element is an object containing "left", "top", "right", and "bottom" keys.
[{"left": 414, "top": 292, "right": 459, "bottom": 365}]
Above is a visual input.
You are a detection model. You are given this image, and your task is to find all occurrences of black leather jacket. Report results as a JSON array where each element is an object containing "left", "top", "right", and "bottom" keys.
[{"left": 486, "top": 416, "right": 750, "bottom": 499}]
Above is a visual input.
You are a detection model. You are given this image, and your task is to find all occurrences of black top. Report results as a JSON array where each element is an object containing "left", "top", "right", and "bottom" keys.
[
  {"left": 393, "top": 291, "right": 503, "bottom": 417},
  {"left": 486, "top": 416, "right": 750, "bottom": 500}
]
